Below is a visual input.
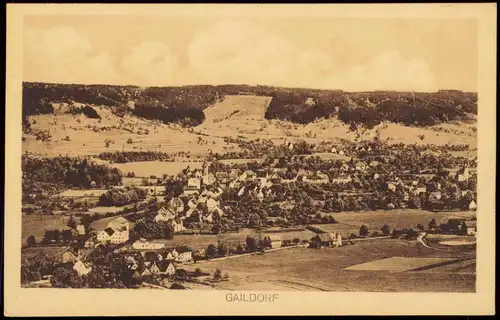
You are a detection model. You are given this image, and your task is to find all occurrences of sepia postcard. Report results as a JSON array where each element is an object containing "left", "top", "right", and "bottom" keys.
[{"left": 4, "top": 3, "right": 496, "bottom": 316}]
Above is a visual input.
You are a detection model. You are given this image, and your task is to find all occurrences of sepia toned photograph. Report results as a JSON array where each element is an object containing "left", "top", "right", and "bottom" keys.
[{"left": 4, "top": 3, "right": 496, "bottom": 316}]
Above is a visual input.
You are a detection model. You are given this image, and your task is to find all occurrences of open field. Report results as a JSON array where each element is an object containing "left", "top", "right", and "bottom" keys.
[
  {"left": 320, "top": 209, "right": 476, "bottom": 235},
  {"left": 22, "top": 215, "right": 79, "bottom": 244},
  {"left": 144, "top": 229, "right": 259, "bottom": 250},
  {"left": 57, "top": 189, "right": 108, "bottom": 198},
  {"left": 343, "top": 257, "right": 459, "bottom": 272},
  {"left": 184, "top": 239, "right": 475, "bottom": 292},
  {"left": 111, "top": 161, "right": 202, "bottom": 177}
]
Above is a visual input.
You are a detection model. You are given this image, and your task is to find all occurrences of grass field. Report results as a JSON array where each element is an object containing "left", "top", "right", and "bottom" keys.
[
  {"left": 22, "top": 215, "right": 79, "bottom": 244},
  {"left": 320, "top": 209, "right": 476, "bottom": 236},
  {"left": 185, "top": 239, "right": 475, "bottom": 292},
  {"left": 112, "top": 161, "right": 203, "bottom": 177},
  {"left": 57, "top": 189, "right": 108, "bottom": 198},
  {"left": 344, "top": 257, "right": 459, "bottom": 272}
]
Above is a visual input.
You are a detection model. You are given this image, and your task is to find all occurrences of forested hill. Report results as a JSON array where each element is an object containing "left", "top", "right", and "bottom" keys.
[{"left": 22, "top": 82, "right": 477, "bottom": 130}]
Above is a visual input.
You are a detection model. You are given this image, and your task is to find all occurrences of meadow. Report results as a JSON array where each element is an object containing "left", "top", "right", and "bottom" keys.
[
  {"left": 112, "top": 161, "right": 203, "bottom": 177},
  {"left": 22, "top": 215, "right": 80, "bottom": 244},
  {"left": 320, "top": 209, "right": 476, "bottom": 236},
  {"left": 185, "top": 239, "right": 475, "bottom": 292}
]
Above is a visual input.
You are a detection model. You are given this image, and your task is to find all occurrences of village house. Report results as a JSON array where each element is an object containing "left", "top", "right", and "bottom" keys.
[
  {"left": 203, "top": 172, "right": 216, "bottom": 186},
  {"left": 171, "top": 218, "right": 186, "bottom": 233},
  {"left": 304, "top": 172, "right": 329, "bottom": 185},
  {"left": 429, "top": 191, "right": 442, "bottom": 201},
  {"left": 206, "top": 197, "right": 220, "bottom": 211},
  {"left": 387, "top": 182, "right": 397, "bottom": 192},
  {"left": 416, "top": 184, "right": 427, "bottom": 195},
  {"left": 73, "top": 259, "right": 92, "bottom": 276},
  {"left": 331, "top": 174, "right": 352, "bottom": 184},
  {"left": 155, "top": 207, "right": 177, "bottom": 223},
  {"left": 264, "top": 235, "right": 282, "bottom": 249},
  {"left": 461, "top": 220, "right": 477, "bottom": 236},
  {"left": 176, "top": 247, "right": 193, "bottom": 263},
  {"left": 168, "top": 197, "right": 185, "bottom": 214},
  {"left": 76, "top": 224, "right": 86, "bottom": 236},
  {"left": 84, "top": 237, "right": 97, "bottom": 249},
  {"left": 157, "top": 260, "right": 176, "bottom": 276},
  {"left": 311, "top": 232, "right": 342, "bottom": 248},
  {"left": 183, "top": 177, "right": 201, "bottom": 195},
  {"left": 457, "top": 166, "right": 470, "bottom": 182},
  {"left": 165, "top": 249, "right": 179, "bottom": 261},
  {"left": 96, "top": 226, "right": 129, "bottom": 244},
  {"left": 239, "top": 170, "right": 257, "bottom": 181},
  {"left": 132, "top": 238, "right": 166, "bottom": 251},
  {"left": 469, "top": 200, "right": 477, "bottom": 210}
]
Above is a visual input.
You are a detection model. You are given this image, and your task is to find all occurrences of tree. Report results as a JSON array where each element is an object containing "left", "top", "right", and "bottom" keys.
[
  {"left": 359, "top": 225, "right": 369, "bottom": 237},
  {"left": 67, "top": 216, "right": 77, "bottom": 230},
  {"left": 26, "top": 235, "right": 36, "bottom": 247},
  {"left": 206, "top": 244, "right": 218, "bottom": 259},
  {"left": 61, "top": 229, "right": 74, "bottom": 243},
  {"left": 245, "top": 236, "right": 259, "bottom": 252},
  {"left": 213, "top": 269, "right": 222, "bottom": 281},
  {"left": 391, "top": 229, "right": 402, "bottom": 239},
  {"left": 380, "top": 224, "right": 390, "bottom": 236},
  {"left": 428, "top": 218, "right": 437, "bottom": 231}
]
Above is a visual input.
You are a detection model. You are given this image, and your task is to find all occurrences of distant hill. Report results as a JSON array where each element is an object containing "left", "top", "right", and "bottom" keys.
[
  {"left": 22, "top": 82, "right": 477, "bottom": 129},
  {"left": 21, "top": 82, "right": 477, "bottom": 156}
]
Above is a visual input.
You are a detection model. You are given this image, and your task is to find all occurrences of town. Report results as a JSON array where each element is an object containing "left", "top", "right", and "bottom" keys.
[{"left": 21, "top": 136, "right": 477, "bottom": 290}]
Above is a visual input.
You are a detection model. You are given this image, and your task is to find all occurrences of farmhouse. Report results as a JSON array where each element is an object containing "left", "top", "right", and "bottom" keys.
[
  {"left": 97, "top": 226, "right": 129, "bottom": 244},
  {"left": 462, "top": 220, "right": 477, "bottom": 236},
  {"left": 311, "top": 232, "right": 342, "bottom": 248}
]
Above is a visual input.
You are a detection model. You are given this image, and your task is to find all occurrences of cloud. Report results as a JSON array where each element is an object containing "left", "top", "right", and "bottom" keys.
[
  {"left": 185, "top": 20, "right": 338, "bottom": 87},
  {"left": 24, "top": 26, "right": 120, "bottom": 85},
  {"left": 328, "top": 50, "right": 437, "bottom": 91},
  {"left": 23, "top": 23, "right": 437, "bottom": 91},
  {"left": 121, "top": 42, "right": 179, "bottom": 86}
]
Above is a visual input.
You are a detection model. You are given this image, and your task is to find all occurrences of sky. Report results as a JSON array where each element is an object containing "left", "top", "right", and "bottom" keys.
[{"left": 23, "top": 15, "right": 478, "bottom": 92}]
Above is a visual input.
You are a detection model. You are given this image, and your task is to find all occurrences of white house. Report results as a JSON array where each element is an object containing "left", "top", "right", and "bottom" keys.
[
  {"left": 168, "top": 197, "right": 185, "bottom": 214},
  {"left": 202, "top": 173, "right": 216, "bottom": 186},
  {"left": 176, "top": 247, "right": 193, "bottom": 263},
  {"left": 96, "top": 227, "right": 129, "bottom": 244},
  {"left": 155, "top": 207, "right": 177, "bottom": 223},
  {"left": 158, "top": 261, "right": 176, "bottom": 276},
  {"left": 469, "top": 200, "right": 477, "bottom": 210},
  {"left": 73, "top": 259, "right": 92, "bottom": 276},
  {"left": 206, "top": 198, "right": 220, "bottom": 211},
  {"left": 76, "top": 224, "right": 86, "bottom": 235},
  {"left": 171, "top": 219, "right": 186, "bottom": 233},
  {"left": 462, "top": 220, "right": 477, "bottom": 236}
]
